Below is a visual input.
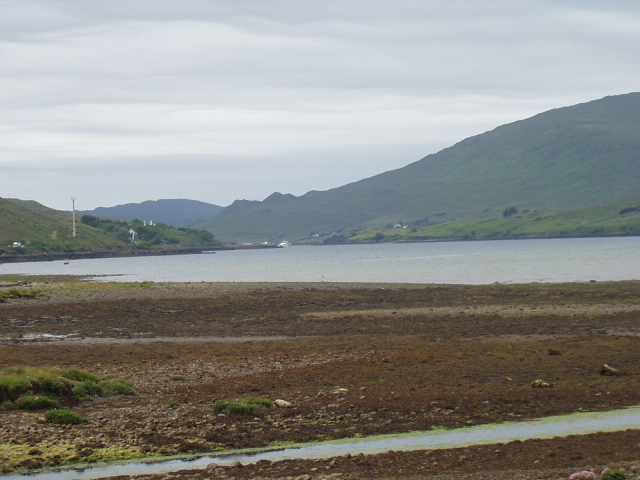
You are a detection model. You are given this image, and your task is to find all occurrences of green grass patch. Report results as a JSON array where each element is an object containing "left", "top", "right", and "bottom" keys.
[
  {"left": 15, "top": 395, "right": 60, "bottom": 410},
  {"left": 213, "top": 400, "right": 257, "bottom": 415},
  {"left": 0, "top": 366, "right": 135, "bottom": 410},
  {"left": 0, "top": 288, "right": 43, "bottom": 303},
  {"left": 44, "top": 409, "right": 88, "bottom": 425},
  {"left": 246, "top": 396, "right": 273, "bottom": 407},
  {"left": 60, "top": 368, "right": 98, "bottom": 383},
  {"left": 214, "top": 397, "right": 273, "bottom": 415},
  {"left": 100, "top": 378, "right": 135, "bottom": 396},
  {"left": 0, "top": 441, "right": 152, "bottom": 473}
]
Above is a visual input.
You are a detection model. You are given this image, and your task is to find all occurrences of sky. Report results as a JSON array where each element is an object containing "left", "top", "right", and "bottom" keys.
[{"left": 1, "top": 1, "right": 639, "bottom": 211}]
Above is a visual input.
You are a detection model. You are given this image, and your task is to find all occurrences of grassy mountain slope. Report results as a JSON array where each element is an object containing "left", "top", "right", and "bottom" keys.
[
  {"left": 349, "top": 199, "right": 640, "bottom": 243},
  {"left": 79, "top": 199, "right": 224, "bottom": 228},
  {"left": 0, "top": 198, "right": 220, "bottom": 257},
  {"left": 197, "top": 93, "right": 640, "bottom": 243}
]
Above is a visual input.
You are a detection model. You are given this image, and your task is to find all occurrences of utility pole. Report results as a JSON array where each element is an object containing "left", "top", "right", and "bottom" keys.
[{"left": 71, "top": 197, "right": 76, "bottom": 237}]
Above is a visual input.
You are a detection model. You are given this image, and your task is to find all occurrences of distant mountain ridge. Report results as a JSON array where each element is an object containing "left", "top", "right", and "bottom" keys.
[
  {"left": 194, "top": 93, "right": 640, "bottom": 243},
  {"left": 80, "top": 199, "right": 224, "bottom": 228}
]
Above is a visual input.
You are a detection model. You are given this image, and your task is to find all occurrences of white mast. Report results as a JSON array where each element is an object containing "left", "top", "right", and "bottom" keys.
[{"left": 71, "top": 197, "right": 76, "bottom": 237}]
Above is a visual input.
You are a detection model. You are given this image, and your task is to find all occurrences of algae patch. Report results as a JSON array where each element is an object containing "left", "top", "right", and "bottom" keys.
[{"left": 0, "top": 442, "right": 154, "bottom": 474}]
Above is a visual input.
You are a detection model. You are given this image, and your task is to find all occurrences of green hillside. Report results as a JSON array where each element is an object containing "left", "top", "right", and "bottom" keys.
[
  {"left": 0, "top": 198, "right": 220, "bottom": 257},
  {"left": 79, "top": 199, "right": 224, "bottom": 228},
  {"left": 197, "top": 93, "right": 640, "bottom": 243},
  {"left": 347, "top": 199, "right": 640, "bottom": 243}
]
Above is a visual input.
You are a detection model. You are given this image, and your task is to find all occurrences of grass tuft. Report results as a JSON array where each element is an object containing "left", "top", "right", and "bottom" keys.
[
  {"left": 213, "top": 400, "right": 257, "bottom": 415},
  {"left": 247, "top": 396, "right": 273, "bottom": 407},
  {"left": 15, "top": 395, "right": 60, "bottom": 410},
  {"left": 100, "top": 378, "right": 135, "bottom": 396},
  {"left": 0, "top": 366, "right": 135, "bottom": 409},
  {"left": 44, "top": 409, "right": 88, "bottom": 425}
]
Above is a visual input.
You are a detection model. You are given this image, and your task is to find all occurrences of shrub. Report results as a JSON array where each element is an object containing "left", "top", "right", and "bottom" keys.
[
  {"left": 503, "top": 206, "right": 519, "bottom": 217},
  {"left": 45, "top": 409, "right": 88, "bottom": 425},
  {"left": 16, "top": 395, "right": 60, "bottom": 410},
  {"left": 619, "top": 206, "right": 638, "bottom": 215},
  {"left": 601, "top": 468, "right": 627, "bottom": 480}
]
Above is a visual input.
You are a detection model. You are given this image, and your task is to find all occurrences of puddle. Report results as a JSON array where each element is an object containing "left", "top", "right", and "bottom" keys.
[
  {"left": 0, "top": 333, "right": 79, "bottom": 343},
  {"left": 0, "top": 335, "right": 296, "bottom": 346},
  {"left": 7, "top": 405, "right": 640, "bottom": 480}
]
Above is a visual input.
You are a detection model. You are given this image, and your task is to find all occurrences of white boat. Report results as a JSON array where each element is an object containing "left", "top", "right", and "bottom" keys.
[{"left": 278, "top": 241, "right": 291, "bottom": 248}]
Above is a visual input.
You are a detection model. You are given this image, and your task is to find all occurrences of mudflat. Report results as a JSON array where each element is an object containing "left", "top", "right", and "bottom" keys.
[{"left": 1, "top": 277, "right": 639, "bottom": 479}]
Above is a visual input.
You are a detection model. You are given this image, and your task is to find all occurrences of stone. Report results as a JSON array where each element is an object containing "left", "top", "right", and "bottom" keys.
[
  {"left": 274, "top": 399, "right": 293, "bottom": 408},
  {"left": 531, "top": 379, "right": 553, "bottom": 388},
  {"left": 600, "top": 364, "right": 620, "bottom": 376}
]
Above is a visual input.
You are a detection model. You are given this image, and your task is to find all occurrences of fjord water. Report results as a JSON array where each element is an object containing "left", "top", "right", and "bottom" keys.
[{"left": 1, "top": 237, "right": 639, "bottom": 284}]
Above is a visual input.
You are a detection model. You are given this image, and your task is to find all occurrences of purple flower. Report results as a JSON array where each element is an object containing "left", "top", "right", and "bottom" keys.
[{"left": 569, "top": 471, "right": 598, "bottom": 480}]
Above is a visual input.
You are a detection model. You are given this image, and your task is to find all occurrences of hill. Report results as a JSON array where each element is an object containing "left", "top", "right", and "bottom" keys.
[
  {"left": 195, "top": 93, "right": 640, "bottom": 243},
  {"left": 347, "top": 199, "right": 640, "bottom": 243},
  {"left": 0, "top": 198, "right": 221, "bottom": 259},
  {"left": 79, "top": 199, "right": 224, "bottom": 228}
]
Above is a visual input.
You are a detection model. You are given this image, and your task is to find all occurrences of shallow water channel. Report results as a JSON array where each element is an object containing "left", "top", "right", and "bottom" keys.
[{"left": 8, "top": 406, "right": 640, "bottom": 480}]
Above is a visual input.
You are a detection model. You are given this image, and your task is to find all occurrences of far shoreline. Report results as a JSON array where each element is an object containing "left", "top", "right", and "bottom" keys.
[
  {"left": 0, "top": 244, "right": 279, "bottom": 265},
  {"left": 1, "top": 232, "right": 638, "bottom": 265}
]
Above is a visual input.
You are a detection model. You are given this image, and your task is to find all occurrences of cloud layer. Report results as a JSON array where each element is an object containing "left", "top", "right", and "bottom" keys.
[{"left": 2, "top": 0, "right": 639, "bottom": 210}]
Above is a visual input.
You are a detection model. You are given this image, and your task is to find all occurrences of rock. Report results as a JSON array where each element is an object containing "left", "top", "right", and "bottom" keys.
[
  {"left": 229, "top": 460, "right": 243, "bottom": 468},
  {"left": 274, "top": 399, "right": 293, "bottom": 408},
  {"left": 600, "top": 364, "right": 620, "bottom": 376},
  {"left": 206, "top": 462, "right": 218, "bottom": 470},
  {"left": 531, "top": 379, "right": 553, "bottom": 388}
]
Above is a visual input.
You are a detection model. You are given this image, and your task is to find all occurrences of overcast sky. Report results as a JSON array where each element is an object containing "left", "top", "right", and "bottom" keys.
[{"left": 2, "top": 0, "right": 639, "bottom": 211}]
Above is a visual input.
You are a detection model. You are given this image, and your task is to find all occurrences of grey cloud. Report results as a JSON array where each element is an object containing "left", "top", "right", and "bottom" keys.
[{"left": 1, "top": 1, "right": 639, "bottom": 210}]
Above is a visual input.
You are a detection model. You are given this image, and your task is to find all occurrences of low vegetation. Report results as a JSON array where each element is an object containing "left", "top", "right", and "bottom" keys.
[
  {"left": 0, "top": 287, "right": 42, "bottom": 303},
  {"left": 81, "top": 215, "right": 219, "bottom": 248},
  {"left": 214, "top": 397, "right": 273, "bottom": 415},
  {"left": 0, "top": 366, "right": 134, "bottom": 410},
  {"left": 569, "top": 466, "right": 640, "bottom": 480},
  {"left": 342, "top": 199, "right": 640, "bottom": 243},
  {"left": 44, "top": 409, "right": 88, "bottom": 425},
  {"left": 0, "top": 197, "right": 221, "bottom": 256}
]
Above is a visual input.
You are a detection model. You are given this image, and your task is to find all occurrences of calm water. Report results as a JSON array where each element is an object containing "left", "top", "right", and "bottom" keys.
[{"left": 1, "top": 237, "right": 639, "bottom": 284}]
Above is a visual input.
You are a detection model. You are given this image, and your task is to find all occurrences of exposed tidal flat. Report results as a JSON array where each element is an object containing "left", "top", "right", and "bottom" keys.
[{"left": 1, "top": 277, "right": 640, "bottom": 479}]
